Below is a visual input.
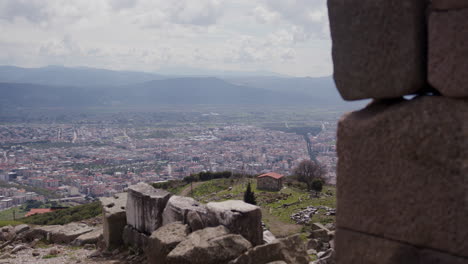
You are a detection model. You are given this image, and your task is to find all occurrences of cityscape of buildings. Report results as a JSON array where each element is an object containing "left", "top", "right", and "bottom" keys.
[{"left": 0, "top": 123, "right": 337, "bottom": 207}]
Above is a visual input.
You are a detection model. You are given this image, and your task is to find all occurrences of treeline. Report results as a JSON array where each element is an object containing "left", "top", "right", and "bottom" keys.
[
  {"left": 20, "top": 201, "right": 101, "bottom": 225},
  {"left": 183, "top": 171, "right": 248, "bottom": 183}
]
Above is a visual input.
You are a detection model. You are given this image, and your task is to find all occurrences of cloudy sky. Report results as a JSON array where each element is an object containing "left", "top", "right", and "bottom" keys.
[{"left": 0, "top": 0, "right": 332, "bottom": 77}]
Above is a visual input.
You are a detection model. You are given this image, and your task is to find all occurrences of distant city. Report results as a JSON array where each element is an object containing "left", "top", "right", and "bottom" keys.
[{"left": 0, "top": 121, "right": 337, "bottom": 205}]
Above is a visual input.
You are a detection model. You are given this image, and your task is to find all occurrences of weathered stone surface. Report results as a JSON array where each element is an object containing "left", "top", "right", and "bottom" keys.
[
  {"left": 29, "top": 223, "right": 93, "bottom": 244},
  {"left": 315, "top": 249, "right": 335, "bottom": 264},
  {"left": 431, "top": 0, "right": 468, "bottom": 10},
  {"left": 263, "top": 230, "right": 276, "bottom": 244},
  {"left": 310, "top": 229, "right": 330, "bottom": 242},
  {"left": 337, "top": 96, "right": 468, "bottom": 257},
  {"left": 147, "top": 222, "right": 189, "bottom": 264},
  {"left": 126, "top": 183, "right": 172, "bottom": 234},
  {"left": 328, "top": 0, "right": 426, "bottom": 100},
  {"left": 206, "top": 200, "right": 263, "bottom": 246},
  {"left": 100, "top": 192, "right": 127, "bottom": 249},
  {"left": 429, "top": 8, "right": 468, "bottom": 98},
  {"left": 229, "top": 235, "right": 309, "bottom": 264},
  {"left": 336, "top": 229, "right": 468, "bottom": 264},
  {"left": 166, "top": 226, "right": 252, "bottom": 264},
  {"left": 122, "top": 225, "right": 149, "bottom": 249},
  {"left": 13, "top": 224, "right": 30, "bottom": 235},
  {"left": 162, "top": 196, "right": 209, "bottom": 232},
  {"left": 72, "top": 228, "right": 103, "bottom": 246}
]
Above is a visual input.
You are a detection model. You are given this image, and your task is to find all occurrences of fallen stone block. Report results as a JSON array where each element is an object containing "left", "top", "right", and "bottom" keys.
[
  {"left": 428, "top": 7, "right": 468, "bottom": 98},
  {"left": 13, "top": 224, "right": 30, "bottom": 235},
  {"left": 100, "top": 192, "right": 127, "bottom": 249},
  {"left": 263, "top": 230, "right": 276, "bottom": 244},
  {"left": 11, "top": 244, "right": 28, "bottom": 254},
  {"left": 166, "top": 226, "right": 252, "bottom": 264},
  {"left": 72, "top": 228, "right": 103, "bottom": 246},
  {"left": 328, "top": 0, "right": 426, "bottom": 100},
  {"left": 126, "top": 183, "right": 172, "bottom": 234},
  {"left": 229, "top": 235, "right": 309, "bottom": 264},
  {"left": 147, "top": 222, "right": 189, "bottom": 264},
  {"left": 206, "top": 200, "right": 263, "bottom": 246},
  {"left": 162, "top": 196, "right": 210, "bottom": 232},
  {"left": 336, "top": 229, "right": 468, "bottom": 264},
  {"left": 337, "top": 96, "right": 468, "bottom": 257},
  {"left": 29, "top": 223, "right": 93, "bottom": 244}
]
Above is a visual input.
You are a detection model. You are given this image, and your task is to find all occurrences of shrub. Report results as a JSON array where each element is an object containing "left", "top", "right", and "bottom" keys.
[{"left": 243, "top": 183, "right": 257, "bottom": 205}]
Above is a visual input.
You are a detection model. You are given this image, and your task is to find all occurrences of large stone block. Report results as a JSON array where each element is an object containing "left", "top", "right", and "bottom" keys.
[
  {"left": 336, "top": 229, "right": 468, "bottom": 264},
  {"left": 229, "top": 235, "right": 310, "bottom": 264},
  {"left": 207, "top": 200, "right": 263, "bottom": 246},
  {"left": 126, "top": 183, "right": 172, "bottom": 235},
  {"left": 337, "top": 96, "right": 468, "bottom": 257},
  {"left": 328, "top": 0, "right": 426, "bottom": 100},
  {"left": 100, "top": 192, "right": 127, "bottom": 249},
  {"left": 28, "top": 223, "right": 93, "bottom": 244},
  {"left": 166, "top": 226, "right": 252, "bottom": 264},
  {"left": 431, "top": 0, "right": 468, "bottom": 10},
  {"left": 147, "top": 222, "right": 189, "bottom": 264},
  {"left": 162, "top": 196, "right": 210, "bottom": 232},
  {"left": 428, "top": 8, "right": 468, "bottom": 98}
]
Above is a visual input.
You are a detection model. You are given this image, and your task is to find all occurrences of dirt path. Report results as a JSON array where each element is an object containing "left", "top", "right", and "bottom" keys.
[{"left": 179, "top": 182, "right": 203, "bottom": 197}]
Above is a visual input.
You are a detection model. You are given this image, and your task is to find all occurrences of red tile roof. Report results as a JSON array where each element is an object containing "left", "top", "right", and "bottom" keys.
[
  {"left": 258, "top": 172, "right": 284, "bottom": 179},
  {"left": 25, "top": 208, "right": 54, "bottom": 217}
]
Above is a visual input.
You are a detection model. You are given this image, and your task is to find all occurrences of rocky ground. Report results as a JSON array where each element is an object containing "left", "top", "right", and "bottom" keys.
[{"left": 0, "top": 240, "right": 147, "bottom": 264}]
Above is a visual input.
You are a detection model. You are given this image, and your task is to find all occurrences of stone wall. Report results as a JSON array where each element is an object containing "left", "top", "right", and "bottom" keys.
[
  {"left": 257, "top": 177, "right": 282, "bottom": 192},
  {"left": 328, "top": 0, "right": 467, "bottom": 263}
]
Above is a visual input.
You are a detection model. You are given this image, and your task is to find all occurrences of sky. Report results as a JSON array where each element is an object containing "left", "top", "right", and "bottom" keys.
[{"left": 0, "top": 0, "right": 332, "bottom": 77}]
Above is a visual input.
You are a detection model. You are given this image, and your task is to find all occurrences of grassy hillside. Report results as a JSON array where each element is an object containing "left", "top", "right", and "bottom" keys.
[
  {"left": 20, "top": 201, "right": 101, "bottom": 225},
  {"left": 177, "top": 178, "right": 336, "bottom": 237}
]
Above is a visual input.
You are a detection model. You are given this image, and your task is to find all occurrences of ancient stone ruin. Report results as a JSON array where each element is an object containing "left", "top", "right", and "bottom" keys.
[
  {"left": 328, "top": 0, "right": 467, "bottom": 263},
  {"left": 100, "top": 183, "right": 310, "bottom": 264}
]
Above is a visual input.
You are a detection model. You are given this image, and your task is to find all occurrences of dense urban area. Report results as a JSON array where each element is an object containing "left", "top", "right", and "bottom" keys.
[{"left": 0, "top": 111, "right": 339, "bottom": 211}]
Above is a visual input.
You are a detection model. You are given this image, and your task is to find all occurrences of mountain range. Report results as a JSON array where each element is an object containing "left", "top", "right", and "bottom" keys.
[{"left": 0, "top": 65, "right": 350, "bottom": 108}]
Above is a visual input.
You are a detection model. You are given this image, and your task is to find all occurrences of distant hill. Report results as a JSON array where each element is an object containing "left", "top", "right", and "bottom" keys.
[
  {"left": 223, "top": 76, "right": 341, "bottom": 104},
  {"left": 0, "top": 77, "right": 339, "bottom": 108},
  {"left": 0, "top": 65, "right": 357, "bottom": 108},
  {"left": 0, "top": 65, "right": 166, "bottom": 87}
]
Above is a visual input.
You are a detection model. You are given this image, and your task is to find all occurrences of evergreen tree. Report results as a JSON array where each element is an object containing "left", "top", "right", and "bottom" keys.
[{"left": 243, "top": 182, "right": 257, "bottom": 205}]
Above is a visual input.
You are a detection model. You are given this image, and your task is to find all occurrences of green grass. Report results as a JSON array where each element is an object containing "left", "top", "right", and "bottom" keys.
[
  {"left": 42, "top": 254, "right": 58, "bottom": 259},
  {"left": 0, "top": 220, "right": 23, "bottom": 227},
  {"left": 189, "top": 178, "right": 336, "bottom": 225},
  {"left": 191, "top": 179, "right": 235, "bottom": 201},
  {"left": 0, "top": 207, "right": 28, "bottom": 221},
  {"left": 20, "top": 201, "right": 101, "bottom": 225},
  {"left": 168, "top": 184, "right": 188, "bottom": 195}
]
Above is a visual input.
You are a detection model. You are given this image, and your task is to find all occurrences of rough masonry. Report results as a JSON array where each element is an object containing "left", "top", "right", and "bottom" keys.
[{"left": 328, "top": 0, "right": 468, "bottom": 263}]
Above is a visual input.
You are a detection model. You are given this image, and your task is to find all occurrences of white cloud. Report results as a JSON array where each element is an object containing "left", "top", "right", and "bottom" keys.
[
  {"left": 0, "top": 0, "right": 332, "bottom": 77},
  {"left": 258, "top": 0, "right": 329, "bottom": 40}
]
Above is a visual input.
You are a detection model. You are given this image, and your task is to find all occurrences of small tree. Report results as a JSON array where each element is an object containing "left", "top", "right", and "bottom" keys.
[
  {"left": 293, "top": 160, "right": 326, "bottom": 191},
  {"left": 243, "top": 182, "right": 257, "bottom": 205},
  {"left": 311, "top": 179, "right": 324, "bottom": 197}
]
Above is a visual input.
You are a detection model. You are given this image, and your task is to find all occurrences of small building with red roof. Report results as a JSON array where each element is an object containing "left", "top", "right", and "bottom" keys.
[{"left": 257, "top": 172, "right": 284, "bottom": 191}]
